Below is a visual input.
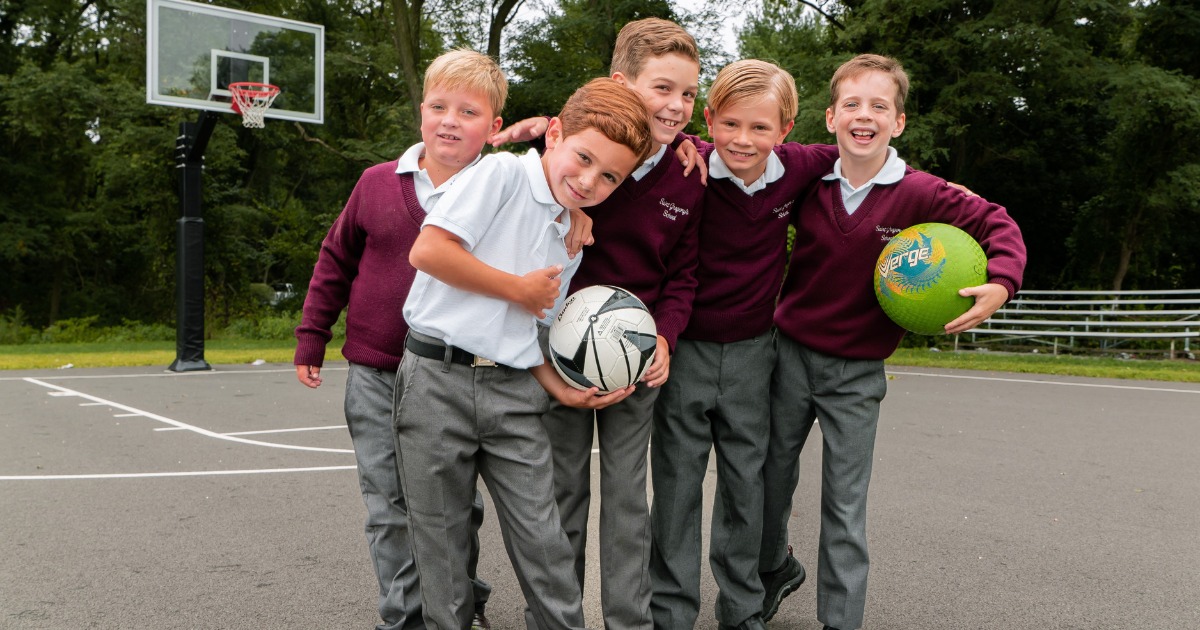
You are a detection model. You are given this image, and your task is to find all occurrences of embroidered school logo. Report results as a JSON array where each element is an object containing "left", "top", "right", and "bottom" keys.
[
  {"left": 659, "top": 198, "right": 690, "bottom": 221},
  {"left": 772, "top": 200, "right": 794, "bottom": 220},
  {"left": 876, "top": 224, "right": 902, "bottom": 242}
]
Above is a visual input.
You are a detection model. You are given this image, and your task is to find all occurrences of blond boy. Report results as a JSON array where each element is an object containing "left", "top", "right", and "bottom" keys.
[
  {"left": 649, "top": 59, "right": 838, "bottom": 630},
  {"left": 294, "top": 49, "right": 508, "bottom": 630}
]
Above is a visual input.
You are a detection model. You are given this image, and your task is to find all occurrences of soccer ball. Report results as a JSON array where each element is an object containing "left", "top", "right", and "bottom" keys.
[
  {"left": 548, "top": 285, "right": 657, "bottom": 392},
  {"left": 874, "top": 223, "right": 988, "bottom": 335}
]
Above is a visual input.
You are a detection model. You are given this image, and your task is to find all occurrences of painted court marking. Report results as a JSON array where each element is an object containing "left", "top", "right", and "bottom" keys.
[
  {"left": 888, "top": 369, "right": 1200, "bottom": 395},
  {"left": 1, "top": 377, "right": 354, "bottom": 481}
]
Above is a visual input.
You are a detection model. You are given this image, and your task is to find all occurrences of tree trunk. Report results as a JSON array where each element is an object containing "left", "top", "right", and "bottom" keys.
[
  {"left": 390, "top": 0, "right": 425, "bottom": 120},
  {"left": 488, "top": 0, "right": 524, "bottom": 59}
]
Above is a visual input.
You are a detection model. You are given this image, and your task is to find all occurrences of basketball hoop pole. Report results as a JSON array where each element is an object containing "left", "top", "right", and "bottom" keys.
[{"left": 168, "top": 111, "right": 217, "bottom": 372}]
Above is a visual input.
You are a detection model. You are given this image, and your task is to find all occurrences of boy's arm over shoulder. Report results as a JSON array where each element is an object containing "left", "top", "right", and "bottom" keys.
[
  {"left": 775, "top": 141, "right": 838, "bottom": 177},
  {"left": 295, "top": 163, "right": 391, "bottom": 370}
]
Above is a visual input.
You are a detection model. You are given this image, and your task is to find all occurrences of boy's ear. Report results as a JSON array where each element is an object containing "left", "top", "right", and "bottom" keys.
[
  {"left": 490, "top": 116, "right": 503, "bottom": 136},
  {"left": 611, "top": 71, "right": 628, "bottom": 87},
  {"left": 892, "top": 113, "right": 906, "bottom": 137},
  {"left": 825, "top": 108, "right": 835, "bottom": 134},
  {"left": 544, "top": 117, "right": 564, "bottom": 149},
  {"left": 703, "top": 106, "right": 713, "bottom": 131},
  {"left": 778, "top": 120, "right": 795, "bottom": 142}
]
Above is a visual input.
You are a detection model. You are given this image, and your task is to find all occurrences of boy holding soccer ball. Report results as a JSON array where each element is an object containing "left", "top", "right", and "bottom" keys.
[
  {"left": 760, "top": 54, "right": 1026, "bottom": 630},
  {"left": 648, "top": 59, "right": 839, "bottom": 630},
  {"left": 492, "top": 18, "right": 708, "bottom": 629},
  {"left": 394, "top": 77, "right": 652, "bottom": 629}
]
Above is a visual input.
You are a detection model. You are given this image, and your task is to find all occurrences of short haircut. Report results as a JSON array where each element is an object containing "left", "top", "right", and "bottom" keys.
[
  {"left": 558, "top": 77, "right": 655, "bottom": 164},
  {"left": 829, "top": 53, "right": 910, "bottom": 115},
  {"left": 707, "top": 59, "right": 799, "bottom": 126},
  {"left": 423, "top": 48, "right": 508, "bottom": 116},
  {"left": 610, "top": 18, "right": 699, "bottom": 79}
]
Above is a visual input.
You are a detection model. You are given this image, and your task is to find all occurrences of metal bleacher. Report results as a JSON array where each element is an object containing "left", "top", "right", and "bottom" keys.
[{"left": 965, "top": 289, "right": 1200, "bottom": 357}]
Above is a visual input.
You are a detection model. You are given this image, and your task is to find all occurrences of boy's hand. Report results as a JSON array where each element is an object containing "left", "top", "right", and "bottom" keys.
[
  {"left": 519, "top": 265, "right": 564, "bottom": 318},
  {"left": 565, "top": 209, "right": 595, "bottom": 257},
  {"left": 639, "top": 336, "right": 671, "bottom": 387},
  {"left": 944, "top": 283, "right": 1008, "bottom": 334},
  {"left": 675, "top": 139, "right": 708, "bottom": 185},
  {"left": 489, "top": 116, "right": 548, "bottom": 147},
  {"left": 554, "top": 383, "right": 636, "bottom": 409},
  {"left": 296, "top": 365, "right": 322, "bottom": 388}
]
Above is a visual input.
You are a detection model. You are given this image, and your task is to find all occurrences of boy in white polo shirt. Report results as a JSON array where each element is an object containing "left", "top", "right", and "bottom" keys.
[{"left": 392, "top": 77, "right": 655, "bottom": 630}]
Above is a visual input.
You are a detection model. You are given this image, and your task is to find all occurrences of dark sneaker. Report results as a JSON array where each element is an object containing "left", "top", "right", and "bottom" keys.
[
  {"left": 470, "top": 611, "right": 491, "bottom": 630},
  {"left": 761, "top": 544, "right": 806, "bottom": 621},
  {"left": 718, "top": 615, "right": 767, "bottom": 630}
]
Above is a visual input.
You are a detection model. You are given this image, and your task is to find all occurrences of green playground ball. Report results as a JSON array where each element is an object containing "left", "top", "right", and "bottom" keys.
[{"left": 873, "top": 222, "right": 988, "bottom": 335}]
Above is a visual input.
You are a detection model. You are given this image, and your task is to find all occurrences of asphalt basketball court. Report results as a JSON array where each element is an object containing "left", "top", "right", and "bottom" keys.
[{"left": 2, "top": 362, "right": 1197, "bottom": 629}]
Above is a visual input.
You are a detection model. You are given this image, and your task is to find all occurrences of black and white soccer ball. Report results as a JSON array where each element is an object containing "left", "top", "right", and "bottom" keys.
[{"left": 548, "top": 285, "right": 657, "bottom": 392}]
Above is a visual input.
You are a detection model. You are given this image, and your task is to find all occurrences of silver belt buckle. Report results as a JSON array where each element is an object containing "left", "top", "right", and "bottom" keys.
[{"left": 471, "top": 356, "right": 497, "bottom": 368}]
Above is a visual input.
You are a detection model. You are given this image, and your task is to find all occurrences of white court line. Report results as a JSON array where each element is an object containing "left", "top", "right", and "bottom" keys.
[
  {"left": 21, "top": 377, "right": 354, "bottom": 454},
  {"left": 223, "top": 425, "right": 345, "bottom": 436},
  {"left": 0, "top": 366, "right": 348, "bottom": 382},
  {"left": 0, "top": 465, "right": 357, "bottom": 481},
  {"left": 887, "top": 369, "right": 1200, "bottom": 394}
]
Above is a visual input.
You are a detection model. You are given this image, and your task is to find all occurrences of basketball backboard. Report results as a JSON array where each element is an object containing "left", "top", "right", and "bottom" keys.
[{"left": 146, "top": 0, "right": 324, "bottom": 124}]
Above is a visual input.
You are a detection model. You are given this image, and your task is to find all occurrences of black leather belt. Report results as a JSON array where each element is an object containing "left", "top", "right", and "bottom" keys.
[{"left": 405, "top": 335, "right": 500, "bottom": 368}]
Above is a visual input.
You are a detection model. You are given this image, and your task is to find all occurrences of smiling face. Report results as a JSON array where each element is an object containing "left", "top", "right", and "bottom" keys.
[
  {"left": 419, "top": 86, "right": 502, "bottom": 185},
  {"left": 826, "top": 69, "right": 906, "bottom": 181},
  {"left": 612, "top": 52, "right": 700, "bottom": 149},
  {"left": 541, "top": 120, "right": 641, "bottom": 211},
  {"left": 704, "top": 94, "right": 794, "bottom": 185}
]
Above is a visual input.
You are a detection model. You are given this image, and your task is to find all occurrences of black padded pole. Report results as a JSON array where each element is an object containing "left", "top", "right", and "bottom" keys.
[{"left": 168, "top": 111, "right": 218, "bottom": 372}]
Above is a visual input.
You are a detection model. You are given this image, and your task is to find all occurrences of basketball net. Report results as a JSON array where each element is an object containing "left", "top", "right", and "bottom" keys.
[{"left": 229, "top": 82, "right": 281, "bottom": 128}]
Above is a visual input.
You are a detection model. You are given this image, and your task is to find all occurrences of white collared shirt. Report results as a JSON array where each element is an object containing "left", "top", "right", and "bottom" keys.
[
  {"left": 403, "top": 149, "right": 580, "bottom": 368},
  {"left": 822, "top": 147, "right": 907, "bottom": 215},
  {"left": 394, "top": 142, "right": 482, "bottom": 210},
  {"left": 630, "top": 143, "right": 668, "bottom": 182},
  {"left": 708, "top": 149, "right": 786, "bottom": 195}
]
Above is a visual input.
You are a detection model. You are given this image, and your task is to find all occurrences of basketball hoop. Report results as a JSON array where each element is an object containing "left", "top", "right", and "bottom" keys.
[{"left": 228, "top": 82, "right": 280, "bottom": 128}]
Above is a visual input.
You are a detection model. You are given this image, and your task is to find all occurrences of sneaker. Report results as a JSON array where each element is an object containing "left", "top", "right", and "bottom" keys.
[
  {"left": 718, "top": 615, "right": 767, "bottom": 630},
  {"left": 470, "top": 611, "right": 491, "bottom": 630},
  {"left": 760, "top": 544, "right": 806, "bottom": 621}
]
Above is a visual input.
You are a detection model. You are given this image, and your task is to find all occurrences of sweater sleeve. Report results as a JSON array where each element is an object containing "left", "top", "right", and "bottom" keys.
[
  {"left": 293, "top": 171, "right": 370, "bottom": 367},
  {"left": 925, "top": 178, "right": 1027, "bottom": 300}
]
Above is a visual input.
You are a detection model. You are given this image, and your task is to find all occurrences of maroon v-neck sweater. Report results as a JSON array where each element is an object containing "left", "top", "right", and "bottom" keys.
[
  {"left": 680, "top": 140, "right": 839, "bottom": 342},
  {"left": 775, "top": 169, "right": 1027, "bottom": 360},
  {"left": 295, "top": 162, "right": 424, "bottom": 370},
  {"left": 570, "top": 136, "right": 706, "bottom": 352}
]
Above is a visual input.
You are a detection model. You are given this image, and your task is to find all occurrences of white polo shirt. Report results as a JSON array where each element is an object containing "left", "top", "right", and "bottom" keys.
[
  {"left": 403, "top": 149, "right": 580, "bottom": 368},
  {"left": 709, "top": 149, "right": 785, "bottom": 194},
  {"left": 394, "top": 142, "right": 481, "bottom": 209}
]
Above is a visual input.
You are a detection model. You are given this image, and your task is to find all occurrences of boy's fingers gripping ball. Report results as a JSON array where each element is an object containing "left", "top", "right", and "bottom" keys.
[
  {"left": 874, "top": 222, "right": 988, "bottom": 335},
  {"left": 549, "top": 285, "right": 657, "bottom": 393}
]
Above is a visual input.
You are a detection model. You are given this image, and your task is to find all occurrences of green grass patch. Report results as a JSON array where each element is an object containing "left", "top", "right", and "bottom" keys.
[
  {"left": 887, "top": 348, "right": 1200, "bottom": 383},
  {"left": 0, "top": 340, "right": 342, "bottom": 370},
  {"left": 2, "top": 340, "right": 1197, "bottom": 383}
]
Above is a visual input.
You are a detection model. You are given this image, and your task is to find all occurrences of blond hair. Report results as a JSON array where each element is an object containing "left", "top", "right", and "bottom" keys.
[
  {"left": 707, "top": 59, "right": 799, "bottom": 126},
  {"left": 610, "top": 18, "right": 699, "bottom": 79},
  {"left": 558, "top": 77, "right": 655, "bottom": 163},
  {"left": 829, "top": 54, "right": 909, "bottom": 114},
  {"left": 423, "top": 48, "right": 507, "bottom": 116}
]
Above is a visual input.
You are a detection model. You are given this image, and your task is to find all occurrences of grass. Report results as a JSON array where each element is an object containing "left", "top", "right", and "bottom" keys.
[
  {"left": 0, "top": 340, "right": 340, "bottom": 371},
  {"left": 1, "top": 340, "right": 1198, "bottom": 383}
]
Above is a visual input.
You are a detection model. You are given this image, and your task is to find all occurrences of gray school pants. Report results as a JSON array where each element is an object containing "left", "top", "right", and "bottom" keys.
[
  {"left": 392, "top": 349, "right": 585, "bottom": 630},
  {"left": 649, "top": 333, "right": 776, "bottom": 628},
  {"left": 760, "top": 335, "right": 887, "bottom": 630},
  {"left": 344, "top": 363, "right": 490, "bottom": 630},
  {"left": 540, "top": 385, "right": 657, "bottom": 630}
]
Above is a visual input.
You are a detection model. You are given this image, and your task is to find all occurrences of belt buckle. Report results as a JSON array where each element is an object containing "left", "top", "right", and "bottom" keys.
[{"left": 471, "top": 356, "right": 497, "bottom": 368}]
